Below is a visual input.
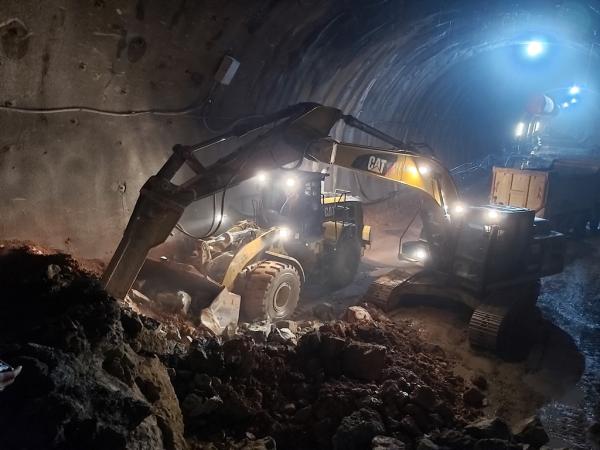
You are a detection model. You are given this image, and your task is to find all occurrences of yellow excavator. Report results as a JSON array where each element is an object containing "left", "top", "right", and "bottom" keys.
[{"left": 101, "top": 103, "right": 564, "bottom": 358}]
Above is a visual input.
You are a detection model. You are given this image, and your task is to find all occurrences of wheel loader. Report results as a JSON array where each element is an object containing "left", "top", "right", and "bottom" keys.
[
  {"left": 136, "top": 168, "right": 370, "bottom": 327},
  {"left": 101, "top": 102, "right": 565, "bottom": 357}
]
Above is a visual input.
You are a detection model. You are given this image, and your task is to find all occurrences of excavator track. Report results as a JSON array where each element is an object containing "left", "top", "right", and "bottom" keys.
[
  {"left": 468, "top": 304, "right": 509, "bottom": 352},
  {"left": 469, "top": 299, "right": 538, "bottom": 360},
  {"left": 364, "top": 262, "right": 425, "bottom": 311}
]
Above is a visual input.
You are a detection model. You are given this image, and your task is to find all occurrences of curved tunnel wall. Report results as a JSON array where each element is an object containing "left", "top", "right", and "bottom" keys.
[{"left": 1, "top": 0, "right": 599, "bottom": 258}]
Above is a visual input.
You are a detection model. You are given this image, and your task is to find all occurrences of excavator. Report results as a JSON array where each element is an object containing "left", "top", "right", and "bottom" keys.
[{"left": 101, "top": 103, "right": 565, "bottom": 358}]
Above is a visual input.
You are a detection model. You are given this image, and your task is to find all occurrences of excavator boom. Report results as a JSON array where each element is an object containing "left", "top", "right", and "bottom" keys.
[{"left": 102, "top": 103, "right": 459, "bottom": 300}]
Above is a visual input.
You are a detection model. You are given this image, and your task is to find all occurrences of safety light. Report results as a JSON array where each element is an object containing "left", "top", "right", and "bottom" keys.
[
  {"left": 525, "top": 40, "right": 544, "bottom": 58},
  {"left": 569, "top": 85, "right": 580, "bottom": 95},
  {"left": 515, "top": 122, "right": 525, "bottom": 137},
  {"left": 278, "top": 227, "right": 292, "bottom": 240}
]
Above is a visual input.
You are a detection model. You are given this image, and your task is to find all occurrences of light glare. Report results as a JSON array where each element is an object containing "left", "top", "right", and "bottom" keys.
[
  {"left": 515, "top": 122, "right": 525, "bottom": 137},
  {"left": 256, "top": 171, "right": 268, "bottom": 183},
  {"left": 525, "top": 40, "right": 544, "bottom": 58},
  {"left": 569, "top": 85, "right": 580, "bottom": 95},
  {"left": 487, "top": 210, "right": 500, "bottom": 222},
  {"left": 413, "top": 248, "right": 427, "bottom": 261},
  {"left": 453, "top": 203, "right": 466, "bottom": 215},
  {"left": 278, "top": 227, "right": 291, "bottom": 240}
]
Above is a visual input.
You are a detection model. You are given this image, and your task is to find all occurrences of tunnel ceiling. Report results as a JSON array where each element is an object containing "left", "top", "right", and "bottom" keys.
[{"left": 1, "top": 0, "right": 600, "bottom": 257}]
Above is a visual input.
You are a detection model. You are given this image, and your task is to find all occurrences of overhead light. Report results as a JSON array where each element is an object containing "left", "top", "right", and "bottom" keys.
[
  {"left": 525, "top": 40, "right": 544, "bottom": 58},
  {"left": 570, "top": 97, "right": 577, "bottom": 104},
  {"left": 515, "top": 122, "right": 525, "bottom": 137},
  {"left": 562, "top": 102, "right": 570, "bottom": 108},
  {"left": 569, "top": 85, "right": 580, "bottom": 95}
]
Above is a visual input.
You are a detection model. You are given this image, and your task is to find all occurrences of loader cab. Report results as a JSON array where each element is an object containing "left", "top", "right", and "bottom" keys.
[{"left": 256, "top": 170, "right": 325, "bottom": 238}]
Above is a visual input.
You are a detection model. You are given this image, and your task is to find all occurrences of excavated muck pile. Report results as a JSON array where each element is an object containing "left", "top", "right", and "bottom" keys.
[{"left": 0, "top": 243, "right": 552, "bottom": 450}]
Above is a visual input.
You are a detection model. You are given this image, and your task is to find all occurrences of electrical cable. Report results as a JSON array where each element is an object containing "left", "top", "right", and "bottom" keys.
[
  {"left": 0, "top": 83, "right": 219, "bottom": 117},
  {"left": 175, "top": 193, "right": 218, "bottom": 240},
  {"left": 397, "top": 200, "right": 423, "bottom": 256}
]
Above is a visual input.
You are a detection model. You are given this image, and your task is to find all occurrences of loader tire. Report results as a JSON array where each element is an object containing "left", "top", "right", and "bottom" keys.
[
  {"left": 327, "top": 237, "right": 362, "bottom": 289},
  {"left": 241, "top": 260, "right": 301, "bottom": 321}
]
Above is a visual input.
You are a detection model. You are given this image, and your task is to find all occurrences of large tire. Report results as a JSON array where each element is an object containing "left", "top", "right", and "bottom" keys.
[
  {"left": 241, "top": 260, "right": 301, "bottom": 321},
  {"left": 327, "top": 237, "right": 362, "bottom": 289}
]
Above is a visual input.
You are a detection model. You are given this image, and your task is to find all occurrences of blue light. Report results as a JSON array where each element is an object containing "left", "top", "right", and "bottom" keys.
[
  {"left": 525, "top": 40, "right": 545, "bottom": 58},
  {"left": 569, "top": 85, "right": 580, "bottom": 95},
  {"left": 562, "top": 102, "right": 570, "bottom": 108},
  {"left": 571, "top": 98, "right": 577, "bottom": 104}
]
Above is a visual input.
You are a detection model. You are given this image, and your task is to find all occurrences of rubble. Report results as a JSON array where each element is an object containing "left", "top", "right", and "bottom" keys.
[
  {"left": 0, "top": 243, "right": 563, "bottom": 450},
  {"left": 0, "top": 243, "right": 186, "bottom": 450},
  {"left": 345, "top": 305, "right": 373, "bottom": 323}
]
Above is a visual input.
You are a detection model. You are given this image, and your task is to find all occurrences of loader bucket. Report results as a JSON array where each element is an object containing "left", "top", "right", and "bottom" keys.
[{"left": 200, "top": 288, "right": 241, "bottom": 336}]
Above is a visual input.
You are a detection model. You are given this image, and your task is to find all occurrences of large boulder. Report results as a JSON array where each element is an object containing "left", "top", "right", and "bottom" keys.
[
  {"left": 513, "top": 416, "right": 549, "bottom": 447},
  {"left": 465, "top": 417, "right": 512, "bottom": 441},
  {"left": 342, "top": 342, "right": 387, "bottom": 381},
  {"left": 333, "top": 408, "right": 386, "bottom": 450}
]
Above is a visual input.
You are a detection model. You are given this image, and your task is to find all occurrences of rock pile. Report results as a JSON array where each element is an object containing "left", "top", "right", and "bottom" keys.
[
  {"left": 0, "top": 243, "right": 555, "bottom": 450},
  {"left": 0, "top": 243, "right": 186, "bottom": 450}
]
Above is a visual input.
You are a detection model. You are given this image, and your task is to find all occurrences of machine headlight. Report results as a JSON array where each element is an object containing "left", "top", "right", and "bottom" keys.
[
  {"left": 453, "top": 203, "right": 466, "bottom": 215},
  {"left": 278, "top": 227, "right": 292, "bottom": 240},
  {"left": 412, "top": 248, "right": 428, "bottom": 261},
  {"left": 515, "top": 122, "right": 525, "bottom": 137},
  {"left": 486, "top": 209, "right": 500, "bottom": 223},
  {"left": 418, "top": 164, "right": 430, "bottom": 175},
  {"left": 256, "top": 171, "right": 268, "bottom": 184},
  {"left": 285, "top": 176, "right": 297, "bottom": 188}
]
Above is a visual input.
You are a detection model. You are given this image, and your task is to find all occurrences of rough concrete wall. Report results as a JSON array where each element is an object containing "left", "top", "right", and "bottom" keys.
[{"left": 0, "top": 0, "right": 334, "bottom": 258}]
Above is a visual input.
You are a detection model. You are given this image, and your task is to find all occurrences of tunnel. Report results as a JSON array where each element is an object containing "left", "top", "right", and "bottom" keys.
[{"left": 0, "top": 1, "right": 599, "bottom": 449}]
